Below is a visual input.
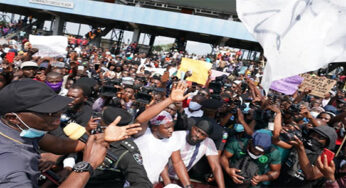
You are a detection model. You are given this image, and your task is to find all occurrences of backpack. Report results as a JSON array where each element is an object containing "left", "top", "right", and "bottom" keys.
[{"left": 231, "top": 139, "right": 273, "bottom": 185}]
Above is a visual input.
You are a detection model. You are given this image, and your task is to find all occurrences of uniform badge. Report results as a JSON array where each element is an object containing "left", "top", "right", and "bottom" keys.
[{"left": 133, "top": 153, "right": 143, "bottom": 165}]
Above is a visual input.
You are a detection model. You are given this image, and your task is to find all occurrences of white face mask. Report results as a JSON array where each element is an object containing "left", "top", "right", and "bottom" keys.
[
  {"left": 189, "top": 101, "right": 202, "bottom": 111},
  {"left": 310, "top": 111, "right": 320, "bottom": 118},
  {"left": 247, "top": 149, "right": 262, "bottom": 160}
]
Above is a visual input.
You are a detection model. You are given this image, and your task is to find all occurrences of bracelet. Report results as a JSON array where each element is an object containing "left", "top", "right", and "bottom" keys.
[{"left": 184, "top": 185, "right": 193, "bottom": 188}]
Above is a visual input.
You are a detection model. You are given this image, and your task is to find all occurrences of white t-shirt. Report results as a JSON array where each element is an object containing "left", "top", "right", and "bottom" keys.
[
  {"left": 167, "top": 131, "right": 218, "bottom": 177},
  {"left": 134, "top": 128, "right": 184, "bottom": 183}
]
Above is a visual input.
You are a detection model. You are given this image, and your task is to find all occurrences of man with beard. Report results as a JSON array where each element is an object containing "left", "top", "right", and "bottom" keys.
[
  {"left": 274, "top": 125, "right": 337, "bottom": 187},
  {"left": 64, "top": 84, "right": 93, "bottom": 127},
  {"left": 162, "top": 118, "right": 225, "bottom": 188}
]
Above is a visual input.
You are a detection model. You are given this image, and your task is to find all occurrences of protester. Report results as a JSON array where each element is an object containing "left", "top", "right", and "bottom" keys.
[{"left": 0, "top": 25, "right": 345, "bottom": 188}]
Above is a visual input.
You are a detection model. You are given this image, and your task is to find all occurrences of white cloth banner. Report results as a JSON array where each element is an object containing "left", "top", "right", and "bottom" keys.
[
  {"left": 29, "top": 35, "right": 68, "bottom": 57},
  {"left": 236, "top": 0, "right": 346, "bottom": 93}
]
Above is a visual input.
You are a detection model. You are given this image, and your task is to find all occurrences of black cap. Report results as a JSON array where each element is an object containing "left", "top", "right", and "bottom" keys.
[
  {"left": 0, "top": 79, "right": 72, "bottom": 114},
  {"left": 187, "top": 118, "right": 213, "bottom": 136},
  {"left": 102, "top": 107, "right": 132, "bottom": 126},
  {"left": 200, "top": 99, "right": 223, "bottom": 109},
  {"left": 100, "top": 85, "right": 117, "bottom": 97},
  {"left": 75, "top": 77, "right": 97, "bottom": 88}
]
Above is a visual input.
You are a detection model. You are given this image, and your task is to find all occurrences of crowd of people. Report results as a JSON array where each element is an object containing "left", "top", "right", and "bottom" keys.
[{"left": 0, "top": 32, "right": 345, "bottom": 188}]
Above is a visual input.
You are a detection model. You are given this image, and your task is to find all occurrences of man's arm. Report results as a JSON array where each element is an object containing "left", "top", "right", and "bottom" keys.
[
  {"left": 160, "top": 165, "right": 172, "bottom": 186},
  {"left": 39, "top": 134, "right": 85, "bottom": 155},
  {"left": 220, "top": 150, "right": 244, "bottom": 184},
  {"left": 59, "top": 134, "right": 108, "bottom": 188},
  {"left": 251, "top": 163, "right": 281, "bottom": 186},
  {"left": 135, "top": 82, "right": 189, "bottom": 137},
  {"left": 237, "top": 109, "right": 254, "bottom": 136},
  {"left": 207, "top": 155, "right": 225, "bottom": 188},
  {"left": 171, "top": 150, "right": 191, "bottom": 187},
  {"left": 289, "top": 137, "right": 324, "bottom": 180}
]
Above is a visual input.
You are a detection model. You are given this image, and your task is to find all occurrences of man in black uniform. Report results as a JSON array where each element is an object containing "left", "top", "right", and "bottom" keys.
[{"left": 86, "top": 106, "right": 152, "bottom": 188}]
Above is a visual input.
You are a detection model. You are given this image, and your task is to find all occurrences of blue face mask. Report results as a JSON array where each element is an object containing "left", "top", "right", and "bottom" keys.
[{"left": 13, "top": 113, "right": 47, "bottom": 138}]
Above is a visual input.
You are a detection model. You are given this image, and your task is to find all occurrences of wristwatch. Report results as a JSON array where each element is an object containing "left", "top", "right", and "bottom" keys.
[{"left": 72, "top": 161, "right": 94, "bottom": 175}]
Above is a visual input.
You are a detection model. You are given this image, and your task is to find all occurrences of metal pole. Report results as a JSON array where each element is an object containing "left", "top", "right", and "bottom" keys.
[{"left": 77, "top": 23, "right": 81, "bottom": 36}]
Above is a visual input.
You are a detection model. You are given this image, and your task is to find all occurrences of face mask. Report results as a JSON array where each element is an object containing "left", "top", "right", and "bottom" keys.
[
  {"left": 189, "top": 101, "right": 202, "bottom": 111},
  {"left": 247, "top": 149, "right": 262, "bottom": 160},
  {"left": 304, "top": 137, "right": 325, "bottom": 152},
  {"left": 12, "top": 113, "right": 47, "bottom": 138},
  {"left": 243, "top": 102, "right": 251, "bottom": 113},
  {"left": 310, "top": 111, "right": 320, "bottom": 118},
  {"left": 45, "top": 81, "right": 63, "bottom": 92},
  {"left": 234, "top": 123, "right": 245, "bottom": 133}
]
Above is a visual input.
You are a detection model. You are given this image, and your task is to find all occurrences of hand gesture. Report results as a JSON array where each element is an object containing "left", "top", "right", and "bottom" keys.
[
  {"left": 251, "top": 175, "right": 263, "bottom": 186},
  {"left": 86, "top": 117, "right": 101, "bottom": 134},
  {"left": 316, "top": 155, "right": 336, "bottom": 181},
  {"left": 169, "top": 81, "right": 190, "bottom": 102},
  {"left": 289, "top": 135, "right": 304, "bottom": 150},
  {"left": 104, "top": 116, "right": 142, "bottom": 142},
  {"left": 83, "top": 134, "right": 108, "bottom": 169},
  {"left": 229, "top": 168, "right": 244, "bottom": 184}
]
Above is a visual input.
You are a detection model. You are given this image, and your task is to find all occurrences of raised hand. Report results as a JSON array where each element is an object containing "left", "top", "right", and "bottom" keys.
[{"left": 169, "top": 81, "right": 190, "bottom": 102}]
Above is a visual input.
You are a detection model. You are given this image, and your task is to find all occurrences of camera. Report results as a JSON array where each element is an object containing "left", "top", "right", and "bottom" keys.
[
  {"left": 280, "top": 130, "right": 303, "bottom": 142},
  {"left": 90, "top": 112, "right": 103, "bottom": 135},
  {"left": 228, "top": 99, "right": 247, "bottom": 115},
  {"left": 135, "top": 92, "right": 152, "bottom": 104}
]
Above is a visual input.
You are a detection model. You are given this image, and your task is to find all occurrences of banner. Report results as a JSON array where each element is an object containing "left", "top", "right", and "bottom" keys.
[
  {"left": 270, "top": 75, "right": 303, "bottom": 95},
  {"left": 299, "top": 74, "right": 336, "bottom": 98},
  {"left": 177, "top": 58, "right": 212, "bottom": 85},
  {"left": 210, "top": 70, "right": 230, "bottom": 81},
  {"left": 29, "top": 35, "right": 68, "bottom": 57},
  {"left": 237, "top": 0, "right": 346, "bottom": 93}
]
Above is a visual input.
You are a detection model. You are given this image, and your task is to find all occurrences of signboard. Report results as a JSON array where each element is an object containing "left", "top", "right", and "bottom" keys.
[
  {"left": 177, "top": 58, "right": 212, "bottom": 85},
  {"left": 29, "top": 35, "right": 68, "bottom": 57},
  {"left": 299, "top": 74, "right": 337, "bottom": 98},
  {"left": 210, "top": 70, "right": 229, "bottom": 81},
  {"left": 29, "top": 0, "right": 74, "bottom": 9},
  {"left": 270, "top": 75, "right": 303, "bottom": 95}
]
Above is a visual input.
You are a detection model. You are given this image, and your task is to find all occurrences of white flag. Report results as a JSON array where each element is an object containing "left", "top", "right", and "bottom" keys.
[{"left": 236, "top": 0, "right": 346, "bottom": 93}]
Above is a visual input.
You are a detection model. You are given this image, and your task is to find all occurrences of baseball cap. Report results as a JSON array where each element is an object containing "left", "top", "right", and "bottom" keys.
[
  {"left": 0, "top": 79, "right": 72, "bottom": 114},
  {"left": 195, "top": 119, "right": 213, "bottom": 135},
  {"left": 102, "top": 107, "right": 132, "bottom": 126},
  {"left": 20, "top": 61, "right": 38, "bottom": 69},
  {"left": 200, "top": 99, "right": 223, "bottom": 109},
  {"left": 252, "top": 131, "right": 272, "bottom": 152}
]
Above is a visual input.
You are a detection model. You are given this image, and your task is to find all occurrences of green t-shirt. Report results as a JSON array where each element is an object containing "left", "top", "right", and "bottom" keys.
[{"left": 225, "top": 138, "right": 281, "bottom": 175}]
